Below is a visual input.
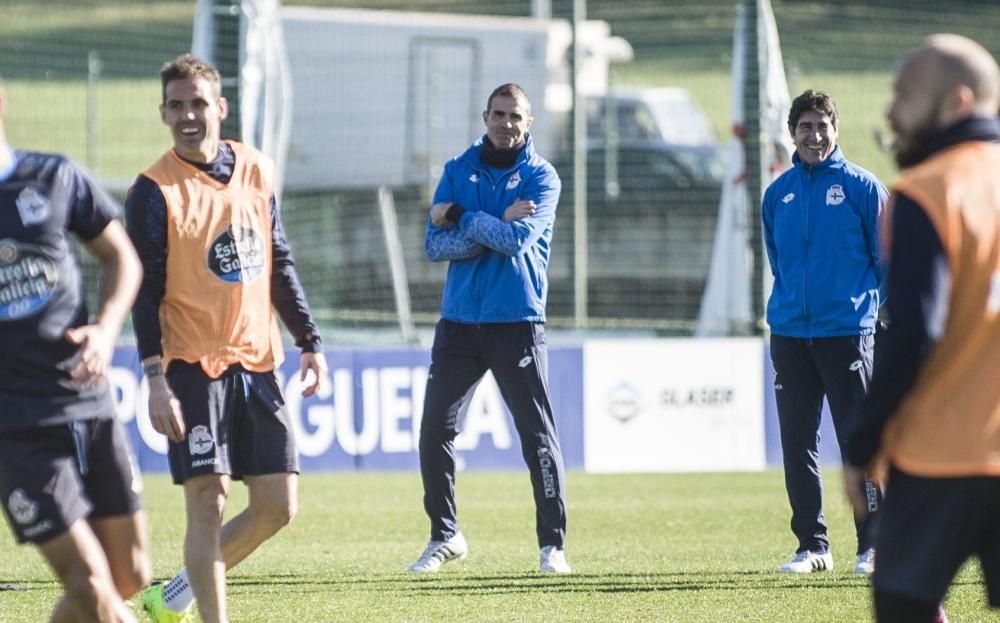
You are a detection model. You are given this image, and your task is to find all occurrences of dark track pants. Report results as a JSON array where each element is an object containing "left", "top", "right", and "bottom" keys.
[
  {"left": 419, "top": 320, "right": 567, "bottom": 548},
  {"left": 771, "top": 334, "right": 882, "bottom": 555}
]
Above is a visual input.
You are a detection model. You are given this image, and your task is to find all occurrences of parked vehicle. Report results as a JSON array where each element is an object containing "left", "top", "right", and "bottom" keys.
[
  {"left": 279, "top": 5, "right": 626, "bottom": 190},
  {"left": 548, "top": 87, "right": 724, "bottom": 325},
  {"left": 586, "top": 86, "right": 719, "bottom": 149}
]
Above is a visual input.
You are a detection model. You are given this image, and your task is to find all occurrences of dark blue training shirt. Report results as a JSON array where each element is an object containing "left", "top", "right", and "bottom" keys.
[{"left": 0, "top": 147, "right": 118, "bottom": 431}]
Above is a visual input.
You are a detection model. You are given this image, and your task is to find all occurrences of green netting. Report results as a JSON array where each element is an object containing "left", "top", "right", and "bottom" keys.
[{"left": 4, "top": 0, "right": 996, "bottom": 337}]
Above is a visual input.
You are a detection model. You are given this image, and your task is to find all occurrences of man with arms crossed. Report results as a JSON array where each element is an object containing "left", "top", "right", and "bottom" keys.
[
  {"left": 845, "top": 34, "right": 1000, "bottom": 623},
  {"left": 128, "top": 54, "right": 326, "bottom": 623},
  {"left": 0, "top": 79, "right": 150, "bottom": 621},
  {"left": 408, "top": 83, "right": 570, "bottom": 574}
]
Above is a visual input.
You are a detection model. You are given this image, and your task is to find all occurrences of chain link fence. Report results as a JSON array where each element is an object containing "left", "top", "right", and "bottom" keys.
[{"left": 3, "top": 0, "right": 997, "bottom": 339}]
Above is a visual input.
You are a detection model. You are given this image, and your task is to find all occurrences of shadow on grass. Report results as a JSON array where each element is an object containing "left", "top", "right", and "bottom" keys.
[
  {"left": 0, "top": 580, "right": 59, "bottom": 592},
  {"left": 228, "top": 571, "right": 983, "bottom": 596}
]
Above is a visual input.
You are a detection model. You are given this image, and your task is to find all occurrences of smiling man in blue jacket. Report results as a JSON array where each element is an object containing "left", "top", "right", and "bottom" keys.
[
  {"left": 407, "top": 83, "right": 569, "bottom": 575},
  {"left": 763, "top": 90, "right": 888, "bottom": 575}
]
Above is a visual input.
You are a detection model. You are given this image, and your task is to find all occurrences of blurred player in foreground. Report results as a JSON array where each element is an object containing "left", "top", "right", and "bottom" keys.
[
  {"left": 127, "top": 54, "right": 326, "bottom": 623},
  {"left": 409, "top": 83, "right": 570, "bottom": 574},
  {"left": 0, "top": 78, "right": 149, "bottom": 621},
  {"left": 845, "top": 33, "right": 1000, "bottom": 623}
]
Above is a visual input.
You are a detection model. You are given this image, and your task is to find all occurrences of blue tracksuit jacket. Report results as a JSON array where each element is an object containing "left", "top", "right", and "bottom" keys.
[
  {"left": 762, "top": 146, "right": 887, "bottom": 337},
  {"left": 425, "top": 134, "right": 561, "bottom": 323}
]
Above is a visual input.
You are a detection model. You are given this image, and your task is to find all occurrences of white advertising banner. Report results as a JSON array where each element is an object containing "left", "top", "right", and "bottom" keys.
[{"left": 583, "top": 338, "right": 765, "bottom": 473}]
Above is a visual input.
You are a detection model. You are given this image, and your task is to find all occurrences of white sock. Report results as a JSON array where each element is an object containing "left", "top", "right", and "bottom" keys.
[{"left": 163, "top": 568, "right": 195, "bottom": 613}]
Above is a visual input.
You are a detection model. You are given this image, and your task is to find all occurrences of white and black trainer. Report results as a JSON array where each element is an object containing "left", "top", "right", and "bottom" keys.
[
  {"left": 407, "top": 532, "right": 468, "bottom": 573},
  {"left": 854, "top": 548, "right": 875, "bottom": 574},
  {"left": 778, "top": 550, "right": 833, "bottom": 573},
  {"left": 539, "top": 545, "right": 572, "bottom": 574}
]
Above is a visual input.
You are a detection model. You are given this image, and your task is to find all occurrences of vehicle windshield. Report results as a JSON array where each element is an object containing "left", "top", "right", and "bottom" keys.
[
  {"left": 646, "top": 96, "right": 715, "bottom": 146},
  {"left": 587, "top": 91, "right": 715, "bottom": 147}
]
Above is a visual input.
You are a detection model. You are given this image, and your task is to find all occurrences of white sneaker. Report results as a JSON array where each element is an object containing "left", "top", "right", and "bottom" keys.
[
  {"left": 407, "top": 532, "right": 468, "bottom": 573},
  {"left": 854, "top": 548, "right": 875, "bottom": 574},
  {"left": 778, "top": 550, "right": 833, "bottom": 573},
  {"left": 539, "top": 545, "right": 572, "bottom": 573}
]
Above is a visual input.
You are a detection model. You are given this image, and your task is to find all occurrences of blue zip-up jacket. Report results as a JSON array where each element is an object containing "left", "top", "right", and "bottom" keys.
[
  {"left": 425, "top": 134, "right": 560, "bottom": 323},
  {"left": 762, "top": 145, "right": 888, "bottom": 337}
]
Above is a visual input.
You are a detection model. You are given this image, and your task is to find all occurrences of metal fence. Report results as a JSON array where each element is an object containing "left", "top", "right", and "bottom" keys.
[{"left": 3, "top": 0, "right": 997, "bottom": 338}]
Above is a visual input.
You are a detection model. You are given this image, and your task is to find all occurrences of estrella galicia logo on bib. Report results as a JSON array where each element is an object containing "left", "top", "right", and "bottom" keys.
[
  {"left": 0, "top": 239, "right": 59, "bottom": 320},
  {"left": 208, "top": 225, "right": 265, "bottom": 283}
]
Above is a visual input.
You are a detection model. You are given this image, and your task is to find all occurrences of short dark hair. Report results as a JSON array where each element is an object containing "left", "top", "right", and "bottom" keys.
[
  {"left": 787, "top": 89, "right": 838, "bottom": 131},
  {"left": 160, "top": 53, "right": 221, "bottom": 103},
  {"left": 486, "top": 83, "right": 531, "bottom": 115}
]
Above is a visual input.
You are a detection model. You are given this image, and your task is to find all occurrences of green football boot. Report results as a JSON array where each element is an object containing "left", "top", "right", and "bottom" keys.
[{"left": 140, "top": 582, "right": 194, "bottom": 623}]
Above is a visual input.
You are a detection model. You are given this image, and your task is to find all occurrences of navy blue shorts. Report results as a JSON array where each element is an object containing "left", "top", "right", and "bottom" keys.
[
  {"left": 0, "top": 418, "right": 142, "bottom": 544},
  {"left": 165, "top": 361, "right": 299, "bottom": 485},
  {"left": 874, "top": 466, "right": 1000, "bottom": 606}
]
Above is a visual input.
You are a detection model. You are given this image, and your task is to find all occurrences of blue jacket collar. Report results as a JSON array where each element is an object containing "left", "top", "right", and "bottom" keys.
[
  {"left": 791, "top": 144, "right": 845, "bottom": 173},
  {"left": 463, "top": 133, "right": 535, "bottom": 171}
]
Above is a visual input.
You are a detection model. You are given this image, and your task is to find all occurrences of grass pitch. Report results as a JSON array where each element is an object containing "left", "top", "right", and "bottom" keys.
[{"left": 0, "top": 470, "right": 990, "bottom": 622}]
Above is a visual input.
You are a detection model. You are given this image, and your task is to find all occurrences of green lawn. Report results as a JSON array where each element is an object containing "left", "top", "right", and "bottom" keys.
[
  {"left": 4, "top": 79, "right": 171, "bottom": 185},
  {"left": 0, "top": 471, "right": 990, "bottom": 622},
  {"left": 1, "top": 0, "right": 996, "bottom": 187},
  {"left": 1, "top": 68, "right": 898, "bottom": 188},
  {"left": 617, "top": 64, "right": 898, "bottom": 183}
]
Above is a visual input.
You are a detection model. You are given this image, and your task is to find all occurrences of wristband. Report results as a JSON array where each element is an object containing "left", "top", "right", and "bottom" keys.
[{"left": 445, "top": 203, "right": 466, "bottom": 225}]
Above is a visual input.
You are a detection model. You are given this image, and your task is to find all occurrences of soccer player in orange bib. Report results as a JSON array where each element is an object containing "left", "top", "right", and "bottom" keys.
[
  {"left": 126, "top": 54, "right": 327, "bottom": 623},
  {"left": 845, "top": 34, "right": 1000, "bottom": 623}
]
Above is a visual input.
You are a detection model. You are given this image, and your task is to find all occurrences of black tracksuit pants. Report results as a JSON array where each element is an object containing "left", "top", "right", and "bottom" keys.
[
  {"left": 419, "top": 320, "right": 567, "bottom": 548},
  {"left": 771, "top": 333, "right": 882, "bottom": 555}
]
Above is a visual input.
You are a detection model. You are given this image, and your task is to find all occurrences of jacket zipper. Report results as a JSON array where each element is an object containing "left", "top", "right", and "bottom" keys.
[{"left": 802, "top": 168, "right": 811, "bottom": 330}]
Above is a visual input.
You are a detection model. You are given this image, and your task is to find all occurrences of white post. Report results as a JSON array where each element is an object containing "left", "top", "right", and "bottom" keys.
[
  {"left": 86, "top": 50, "right": 101, "bottom": 173},
  {"left": 378, "top": 187, "right": 418, "bottom": 343},
  {"left": 571, "top": 0, "right": 588, "bottom": 329},
  {"left": 531, "top": 0, "right": 551, "bottom": 19}
]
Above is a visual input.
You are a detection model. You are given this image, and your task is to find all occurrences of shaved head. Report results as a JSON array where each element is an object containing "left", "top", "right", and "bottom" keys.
[
  {"left": 905, "top": 34, "right": 999, "bottom": 116},
  {"left": 888, "top": 34, "right": 999, "bottom": 168}
]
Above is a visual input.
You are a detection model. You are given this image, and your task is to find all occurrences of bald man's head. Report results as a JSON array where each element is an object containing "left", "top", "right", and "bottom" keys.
[
  {"left": 914, "top": 34, "right": 999, "bottom": 115},
  {"left": 888, "top": 34, "right": 999, "bottom": 168}
]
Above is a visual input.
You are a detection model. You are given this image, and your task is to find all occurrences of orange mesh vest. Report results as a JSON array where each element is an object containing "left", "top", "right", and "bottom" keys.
[
  {"left": 881, "top": 140, "right": 1000, "bottom": 476},
  {"left": 143, "top": 141, "right": 284, "bottom": 378}
]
